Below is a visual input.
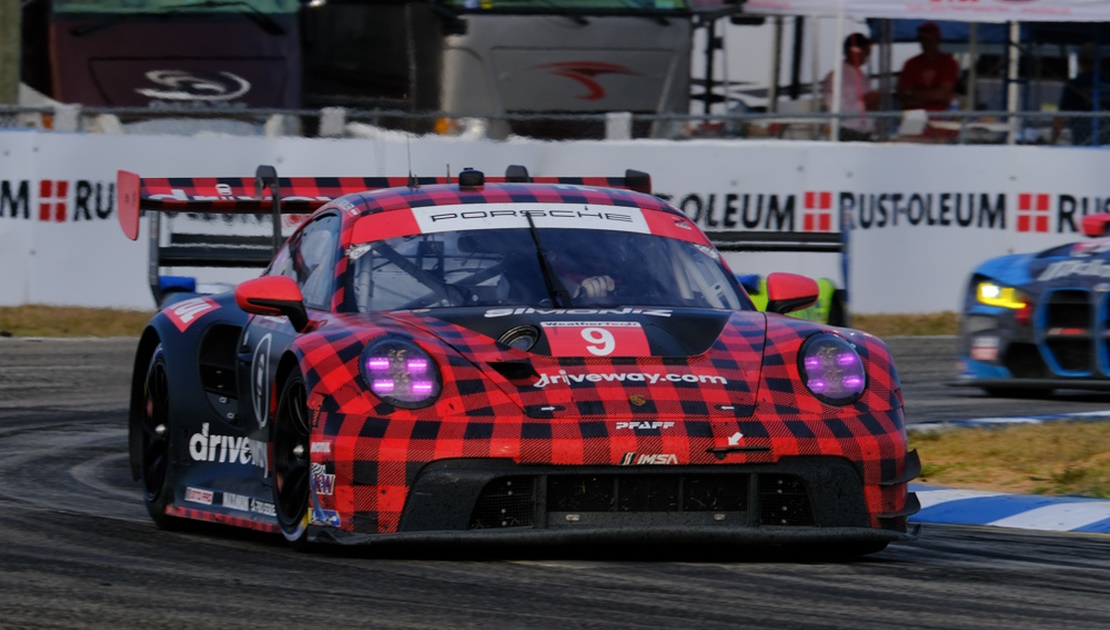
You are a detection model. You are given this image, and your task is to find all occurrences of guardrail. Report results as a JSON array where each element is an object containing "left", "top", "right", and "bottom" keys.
[{"left": 1, "top": 103, "right": 1103, "bottom": 146}]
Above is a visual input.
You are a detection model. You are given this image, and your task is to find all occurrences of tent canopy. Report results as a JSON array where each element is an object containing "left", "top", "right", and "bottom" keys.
[{"left": 744, "top": 0, "right": 1110, "bottom": 23}]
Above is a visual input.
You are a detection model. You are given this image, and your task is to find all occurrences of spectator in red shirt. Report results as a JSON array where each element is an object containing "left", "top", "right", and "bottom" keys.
[{"left": 896, "top": 22, "right": 959, "bottom": 111}]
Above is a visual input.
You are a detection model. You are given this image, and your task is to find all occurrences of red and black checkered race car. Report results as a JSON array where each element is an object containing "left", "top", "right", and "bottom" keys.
[{"left": 118, "top": 165, "right": 920, "bottom": 555}]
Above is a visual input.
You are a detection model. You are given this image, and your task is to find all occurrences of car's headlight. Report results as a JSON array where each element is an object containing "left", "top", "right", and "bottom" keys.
[
  {"left": 799, "top": 334, "right": 866, "bottom": 405},
  {"left": 976, "top": 282, "right": 1027, "bottom": 309},
  {"left": 360, "top": 337, "right": 442, "bottom": 409}
]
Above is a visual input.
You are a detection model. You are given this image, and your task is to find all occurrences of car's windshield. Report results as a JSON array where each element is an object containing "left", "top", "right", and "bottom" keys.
[{"left": 344, "top": 227, "right": 748, "bottom": 312}]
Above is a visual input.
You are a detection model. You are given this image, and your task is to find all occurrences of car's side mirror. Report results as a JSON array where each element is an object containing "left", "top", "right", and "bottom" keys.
[
  {"left": 235, "top": 276, "right": 310, "bottom": 332},
  {"left": 1081, "top": 213, "right": 1110, "bottom": 237},
  {"left": 764, "top": 272, "right": 820, "bottom": 315}
]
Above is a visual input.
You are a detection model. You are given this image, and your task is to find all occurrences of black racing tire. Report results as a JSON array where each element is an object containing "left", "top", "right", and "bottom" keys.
[
  {"left": 139, "top": 345, "right": 184, "bottom": 530},
  {"left": 273, "top": 370, "right": 312, "bottom": 549}
]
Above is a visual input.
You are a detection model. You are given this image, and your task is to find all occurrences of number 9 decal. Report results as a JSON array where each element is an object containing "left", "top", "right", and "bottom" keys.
[{"left": 582, "top": 327, "right": 616, "bottom": 356}]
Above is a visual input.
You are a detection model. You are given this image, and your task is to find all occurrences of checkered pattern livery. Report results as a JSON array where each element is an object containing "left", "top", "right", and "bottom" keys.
[
  {"left": 292, "top": 308, "right": 910, "bottom": 535},
  {"left": 128, "top": 174, "right": 652, "bottom": 216},
  {"left": 136, "top": 172, "right": 914, "bottom": 542}
]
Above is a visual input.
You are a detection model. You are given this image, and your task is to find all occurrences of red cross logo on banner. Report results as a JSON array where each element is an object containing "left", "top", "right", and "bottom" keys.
[
  {"left": 803, "top": 191, "right": 833, "bottom": 232},
  {"left": 38, "top": 180, "right": 68, "bottom": 223},
  {"left": 1016, "top": 193, "right": 1050, "bottom": 233}
]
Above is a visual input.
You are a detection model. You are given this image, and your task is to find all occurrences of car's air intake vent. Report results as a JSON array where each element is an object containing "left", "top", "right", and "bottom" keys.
[
  {"left": 469, "top": 477, "right": 535, "bottom": 529},
  {"left": 758, "top": 474, "right": 816, "bottom": 526},
  {"left": 547, "top": 474, "right": 750, "bottom": 514},
  {"left": 1044, "top": 290, "right": 1093, "bottom": 373}
]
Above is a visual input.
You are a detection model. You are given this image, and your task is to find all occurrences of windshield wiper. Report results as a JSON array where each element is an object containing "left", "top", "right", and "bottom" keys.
[{"left": 525, "top": 214, "right": 572, "bottom": 308}]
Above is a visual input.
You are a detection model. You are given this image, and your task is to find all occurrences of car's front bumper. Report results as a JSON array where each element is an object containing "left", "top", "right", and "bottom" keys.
[{"left": 310, "top": 453, "right": 921, "bottom": 545}]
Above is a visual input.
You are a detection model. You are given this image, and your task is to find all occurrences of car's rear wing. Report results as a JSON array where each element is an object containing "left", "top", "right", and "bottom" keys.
[
  {"left": 709, "top": 221, "right": 851, "bottom": 326},
  {"left": 117, "top": 164, "right": 651, "bottom": 304}
]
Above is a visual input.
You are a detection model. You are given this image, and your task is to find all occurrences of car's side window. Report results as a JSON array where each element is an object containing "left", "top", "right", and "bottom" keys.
[{"left": 288, "top": 213, "right": 341, "bottom": 310}]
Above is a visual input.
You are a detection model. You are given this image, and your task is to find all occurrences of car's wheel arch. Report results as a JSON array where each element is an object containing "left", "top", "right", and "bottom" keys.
[{"left": 129, "top": 327, "right": 164, "bottom": 481}]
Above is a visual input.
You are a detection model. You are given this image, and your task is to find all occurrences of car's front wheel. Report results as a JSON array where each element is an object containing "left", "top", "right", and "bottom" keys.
[
  {"left": 139, "top": 344, "right": 183, "bottom": 530},
  {"left": 273, "top": 370, "right": 312, "bottom": 548}
]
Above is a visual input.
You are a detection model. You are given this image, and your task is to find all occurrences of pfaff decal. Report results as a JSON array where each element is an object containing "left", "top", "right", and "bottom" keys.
[{"left": 614, "top": 421, "right": 675, "bottom": 431}]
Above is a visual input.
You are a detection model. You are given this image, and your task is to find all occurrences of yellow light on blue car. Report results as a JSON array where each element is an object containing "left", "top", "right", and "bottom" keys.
[{"left": 976, "top": 282, "right": 1028, "bottom": 309}]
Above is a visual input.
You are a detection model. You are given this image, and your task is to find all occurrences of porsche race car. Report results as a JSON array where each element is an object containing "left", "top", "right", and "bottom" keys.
[
  {"left": 959, "top": 213, "right": 1110, "bottom": 395},
  {"left": 119, "top": 165, "right": 920, "bottom": 554}
]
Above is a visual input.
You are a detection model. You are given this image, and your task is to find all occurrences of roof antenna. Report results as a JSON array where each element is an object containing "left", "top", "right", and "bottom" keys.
[{"left": 406, "top": 135, "right": 418, "bottom": 188}]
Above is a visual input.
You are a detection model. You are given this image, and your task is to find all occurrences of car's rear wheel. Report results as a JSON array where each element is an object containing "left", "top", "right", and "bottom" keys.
[
  {"left": 140, "top": 345, "right": 182, "bottom": 530},
  {"left": 273, "top": 370, "right": 311, "bottom": 548}
]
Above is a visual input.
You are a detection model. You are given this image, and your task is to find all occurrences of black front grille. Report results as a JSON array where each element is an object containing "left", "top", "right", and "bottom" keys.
[
  {"left": 1044, "top": 290, "right": 1093, "bottom": 373},
  {"left": 467, "top": 472, "right": 817, "bottom": 530}
]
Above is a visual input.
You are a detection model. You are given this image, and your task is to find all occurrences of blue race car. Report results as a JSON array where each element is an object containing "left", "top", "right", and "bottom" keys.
[{"left": 958, "top": 214, "right": 1110, "bottom": 396}]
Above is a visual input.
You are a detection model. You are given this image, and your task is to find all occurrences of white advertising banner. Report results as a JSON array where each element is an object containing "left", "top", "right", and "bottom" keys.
[
  {"left": 0, "top": 130, "right": 1107, "bottom": 314},
  {"left": 744, "top": 0, "right": 1110, "bottom": 22}
]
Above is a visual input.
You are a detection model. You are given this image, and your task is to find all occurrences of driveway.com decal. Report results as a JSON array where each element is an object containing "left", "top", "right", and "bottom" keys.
[{"left": 533, "top": 370, "right": 727, "bottom": 388}]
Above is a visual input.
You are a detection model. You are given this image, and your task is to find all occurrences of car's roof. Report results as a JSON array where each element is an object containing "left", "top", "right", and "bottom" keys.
[
  {"left": 337, "top": 182, "right": 706, "bottom": 248},
  {"left": 343, "top": 182, "right": 683, "bottom": 218}
]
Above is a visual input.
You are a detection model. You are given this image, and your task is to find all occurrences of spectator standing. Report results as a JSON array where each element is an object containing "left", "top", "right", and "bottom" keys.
[
  {"left": 1051, "top": 43, "right": 1110, "bottom": 146},
  {"left": 896, "top": 22, "right": 959, "bottom": 111},
  {"left": 823, "top": 33, "right": 880, "bottom": 141}
]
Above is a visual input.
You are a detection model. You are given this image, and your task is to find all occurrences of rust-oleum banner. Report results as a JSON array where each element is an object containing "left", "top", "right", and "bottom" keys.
[{"left": 1, "top": 131, "right": 1107, "bottom": 313}]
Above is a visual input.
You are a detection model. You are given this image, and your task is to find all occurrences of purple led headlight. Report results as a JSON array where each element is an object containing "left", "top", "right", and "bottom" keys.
[
  {"left": 798, "top": 334, "right": 866, "bottom": 405},
  {"left": 360, "top": 337, "right": 441, "bottom": 408}
]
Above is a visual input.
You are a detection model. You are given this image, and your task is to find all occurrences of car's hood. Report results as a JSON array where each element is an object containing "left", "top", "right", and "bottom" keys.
[
  {"left": 975, "top": 238, "right": 1110, "bottom": 289},
  {"left": 973, "top": 252, "right": 1036, "bottom": 287},
  {"left": 387, "top": 306, "right": 769, "bottom": 419}
]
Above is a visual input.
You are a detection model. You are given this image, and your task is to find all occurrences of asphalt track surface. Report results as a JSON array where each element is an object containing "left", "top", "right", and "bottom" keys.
[{"left": 2, "top": 336, "right": 1110, "bottom": 629}]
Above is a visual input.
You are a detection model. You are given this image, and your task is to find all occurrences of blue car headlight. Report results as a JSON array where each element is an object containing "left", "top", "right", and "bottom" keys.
[
  {"left": 799, "top": 334, "right": 866, "bottom": 405},
  {"left": 976, "top": 281, "right": 1028, "bottom": 309},
  {"left": 360, "top": 337, "right": 442, "bottom": 409}
]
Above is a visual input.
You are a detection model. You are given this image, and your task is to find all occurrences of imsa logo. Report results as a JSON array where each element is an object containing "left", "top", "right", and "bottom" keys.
[{"left": 620, "top": 452, "right": 678, "bottom": 466}]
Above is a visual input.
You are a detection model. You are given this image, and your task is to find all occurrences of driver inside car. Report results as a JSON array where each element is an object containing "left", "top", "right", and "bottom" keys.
[{"left": 545, "top": 234, "right": 623, "bottom": 300}]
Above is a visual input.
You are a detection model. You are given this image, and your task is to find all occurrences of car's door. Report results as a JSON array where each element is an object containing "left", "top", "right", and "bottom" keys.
[{"left": 237, "top": 212, "right": 341, "bottom": 479}]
